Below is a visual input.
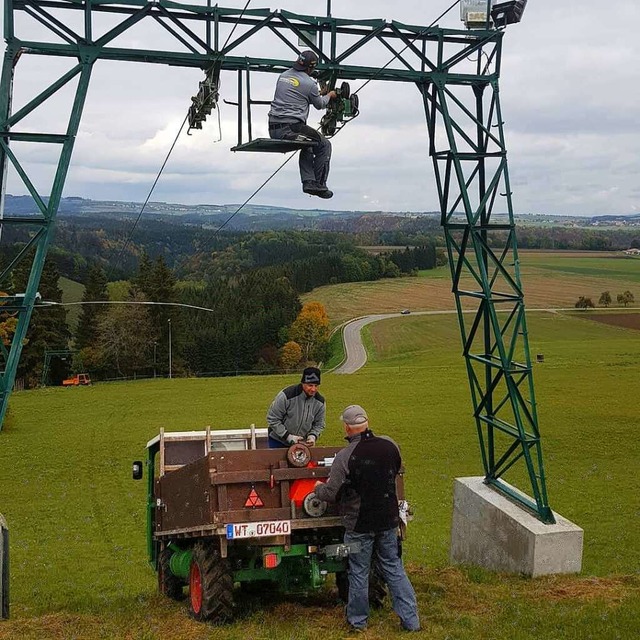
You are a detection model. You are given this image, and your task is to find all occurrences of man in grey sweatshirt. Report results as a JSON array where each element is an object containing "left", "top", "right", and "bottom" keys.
[
  {"left": 266, "top": 367, "right": 326, "bottom": 448},
  {"left": 268, "top": 50, "right": 337, "bottom": 199}
]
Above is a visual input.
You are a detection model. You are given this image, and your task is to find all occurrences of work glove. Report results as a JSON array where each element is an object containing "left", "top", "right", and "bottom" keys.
[
  {"left": 286, "top": 434, "right": 303, "bottom": 445},
  {"left": 305, "top": 434, "right": 317, "bottom": 446}
]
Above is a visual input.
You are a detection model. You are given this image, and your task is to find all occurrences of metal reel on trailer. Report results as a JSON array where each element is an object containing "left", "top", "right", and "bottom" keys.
[
  {"left": 303, "top": 492, "right": 327, "bottom": 517},
  {"left": 287, "top": 442, "right": 312, "bottom": 467}
]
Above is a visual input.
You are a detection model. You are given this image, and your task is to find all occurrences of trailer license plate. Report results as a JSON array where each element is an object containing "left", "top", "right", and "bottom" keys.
[{"left": 226, "top": 520, "right": 291, "bottom": 540}]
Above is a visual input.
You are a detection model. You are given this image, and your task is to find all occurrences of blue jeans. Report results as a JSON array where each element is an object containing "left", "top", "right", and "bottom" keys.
[
  {"left": 267, "top": 436, "right": 287, "bottom": 449},
  {"left": 269, "top": 122, "right": 332, "bottom": 186},
  {"left": 344, "top": 528, "right": 420, "bottom": 631}
]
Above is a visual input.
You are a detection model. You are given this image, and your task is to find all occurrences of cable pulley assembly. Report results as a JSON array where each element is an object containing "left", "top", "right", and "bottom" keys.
[
  {"left": 319, "top": 81, "right": 360, "bottom": 137},
  {"left": 187, "top": 67, "right": 221, "bottom": 134}
]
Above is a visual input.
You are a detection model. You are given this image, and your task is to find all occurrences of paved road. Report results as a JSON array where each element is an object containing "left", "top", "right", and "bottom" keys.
[
  {"left": 333, "top": 311, "right": 457, "bottom": 374},
  {"left": 332, "top": 314, "right": 400, "bottom": 374}
]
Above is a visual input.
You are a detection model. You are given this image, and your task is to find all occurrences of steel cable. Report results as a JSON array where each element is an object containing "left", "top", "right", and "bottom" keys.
[{"left": 106, "top": 0, "right": 253, "bottom": 277}]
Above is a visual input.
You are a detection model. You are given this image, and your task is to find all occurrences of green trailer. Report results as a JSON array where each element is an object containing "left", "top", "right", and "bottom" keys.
[{"left": 133, "top": 427, "right": 398, "bottom": 623}]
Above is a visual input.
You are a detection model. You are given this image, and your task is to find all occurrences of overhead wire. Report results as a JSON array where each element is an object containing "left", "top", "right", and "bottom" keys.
[
  {"left": 105, "top": 1, "right": 464, "bottom": 265},
  {"left": 106, "top": 112, "right": 188, "bottom": 280},
  {"left": 106, "top": 0, "right": 253, "bottom": 277},
  {"left": 195, "top": 0, "right": 464, "bottom": 251}
]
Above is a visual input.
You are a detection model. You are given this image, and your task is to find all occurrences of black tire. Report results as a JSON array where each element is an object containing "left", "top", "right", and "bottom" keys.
[
  {"left": 336, "top": 570, "right": 349, "bottom": 603},
  {"left": 189, "top": 541, "right": 234, "bottom": 624},
  {"left": 158, "top": 545, "right": 185, "bottom": 601},
  {"left": 335, "top": 560, "right": 388, "bottom": 608}
]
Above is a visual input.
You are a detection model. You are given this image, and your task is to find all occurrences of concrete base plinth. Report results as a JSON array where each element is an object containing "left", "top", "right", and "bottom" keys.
[{"left": 450, "top": 477, "right": 583, "bottom": 577}]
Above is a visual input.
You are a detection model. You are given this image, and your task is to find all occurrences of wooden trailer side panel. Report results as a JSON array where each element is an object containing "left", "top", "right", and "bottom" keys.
[
  {"left": 158, "top": 455, "right": 214, "bottom": 532},
  {"left": 155, "top": 444, "right": 406, "bottom": 536}
]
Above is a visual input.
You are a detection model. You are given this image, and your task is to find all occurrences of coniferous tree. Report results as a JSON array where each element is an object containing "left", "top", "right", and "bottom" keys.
[
  {"left": 13, "top": 259, "right": 70, "bottom": 387},
  {"left": 134, "top": 255, "right": 177, "bottom": 376},
  {"left": 75, "top": 263, "right": 109, "bottom": 350}
]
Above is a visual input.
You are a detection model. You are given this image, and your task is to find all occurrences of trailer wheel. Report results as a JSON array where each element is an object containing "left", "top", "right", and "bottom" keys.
[
  {"left": 159, "top": 545, "right": 185, "bottom": 600},
  {"left": 189, "top": 541, "right": 234, "bottom": 623},
  {"left": 335, "top": 560, "right": 387, "bottom": 608}
]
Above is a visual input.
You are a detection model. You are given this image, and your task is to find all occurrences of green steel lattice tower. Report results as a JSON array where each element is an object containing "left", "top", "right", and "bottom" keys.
[{"left": 0, "top": 0, "right": 553, "bottom": 523}]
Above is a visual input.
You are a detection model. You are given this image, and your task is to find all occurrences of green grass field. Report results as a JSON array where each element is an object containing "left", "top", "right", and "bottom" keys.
[
  {"left": 520, "top": 252, "right": 640, "bottom": 283},
  {"left": 1, "top": 305, "right": 639, "bottom": 639}
]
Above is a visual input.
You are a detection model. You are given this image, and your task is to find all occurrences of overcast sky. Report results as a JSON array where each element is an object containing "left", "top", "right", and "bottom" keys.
[{"left": 3, "top": 1, "right": 639, "bottom": 216}]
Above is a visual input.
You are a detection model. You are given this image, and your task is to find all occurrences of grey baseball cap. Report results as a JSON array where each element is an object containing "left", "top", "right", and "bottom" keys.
[{"left": 341, "top": 404, "right": 368, "bottom": 426}]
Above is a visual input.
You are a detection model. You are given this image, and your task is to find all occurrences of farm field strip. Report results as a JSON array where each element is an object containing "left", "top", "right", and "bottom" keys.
[{"left": 304, "top": 252, "right": 640, "bottom": 326}]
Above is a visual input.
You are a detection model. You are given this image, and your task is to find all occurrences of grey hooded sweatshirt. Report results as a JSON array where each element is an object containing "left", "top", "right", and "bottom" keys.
[
  {"left": 268, "top": 68, "right": 331, "bottom": 124},
  {"left": 267, "top": 383, "right": 326, "bottom": 445}
]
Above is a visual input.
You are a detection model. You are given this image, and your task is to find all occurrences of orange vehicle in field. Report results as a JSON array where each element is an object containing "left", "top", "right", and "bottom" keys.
[{"left": 62, "top": 373, "right": 91, "bottom": 386}]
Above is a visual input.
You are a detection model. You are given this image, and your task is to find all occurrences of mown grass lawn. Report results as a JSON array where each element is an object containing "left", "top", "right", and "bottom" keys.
[{"left": 0, "top": 309, "right": 639, "bottom": 639}]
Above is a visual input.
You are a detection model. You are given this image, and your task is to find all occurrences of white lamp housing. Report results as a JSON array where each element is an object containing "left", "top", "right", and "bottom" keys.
[{"left": 460, "top": 0, "right": 493, "bottom": 29}]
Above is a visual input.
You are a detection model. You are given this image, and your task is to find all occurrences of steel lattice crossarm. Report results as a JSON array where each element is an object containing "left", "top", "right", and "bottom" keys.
[
  {"left": 0, "top": 0, "right": 554, "bottom": 523},
  {"left": 4, "top": 1, "right": 502, "bottom": 81}
]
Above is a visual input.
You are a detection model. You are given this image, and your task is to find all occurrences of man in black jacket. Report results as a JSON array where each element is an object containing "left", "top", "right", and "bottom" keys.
[{"left": 314, "top": 404, "right": 420, "bottom": 632}]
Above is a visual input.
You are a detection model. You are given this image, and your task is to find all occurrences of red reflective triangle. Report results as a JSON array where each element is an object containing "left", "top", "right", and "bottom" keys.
[{"left": 245, "top": 488, "right": 264, "bottom": 508}]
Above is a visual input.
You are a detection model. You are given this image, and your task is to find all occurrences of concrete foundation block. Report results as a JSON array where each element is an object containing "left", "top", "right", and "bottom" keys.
[{"left": 450, "top": 477, "right": 583, "bottom": 577}]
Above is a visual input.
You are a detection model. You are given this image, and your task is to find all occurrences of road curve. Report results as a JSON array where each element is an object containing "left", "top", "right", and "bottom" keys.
[
  {"left": 333, "top": 311, "right": 450, "bottom": 374},
  {"left": 332, "top": 314, "right": 398, "bottom": 374}
]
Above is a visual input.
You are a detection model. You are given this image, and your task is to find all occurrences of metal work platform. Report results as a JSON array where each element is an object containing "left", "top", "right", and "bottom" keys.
[{"left": 230, "top": 139, "right": 315, "bottom": 153}]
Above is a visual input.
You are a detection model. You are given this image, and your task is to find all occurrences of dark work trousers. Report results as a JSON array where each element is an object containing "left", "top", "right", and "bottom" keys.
[{"left": 269, "top": 122, "right": 332, "bottom": 187}]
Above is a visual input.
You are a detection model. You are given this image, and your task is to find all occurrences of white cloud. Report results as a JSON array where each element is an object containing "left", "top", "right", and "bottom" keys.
[{"left": 2, "top": 1, "right": 638, "bottom": 215}]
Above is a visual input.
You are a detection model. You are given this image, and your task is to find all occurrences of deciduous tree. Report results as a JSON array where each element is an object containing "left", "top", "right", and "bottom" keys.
[
  {"left": 97, "top": 289, "right": 155, "bottom": 377},
  {"left": 279, "top": 341, "right": 302, "bottom": 370},
  {"left": 598, "top": 291, "right": 612, "bottom": 308},
  {"left": 575, "top": 296, "right": 595, "bottom": 310},
  {"left": 289, "top": 302, "right": 330, "bottom": 362},
  {"left": 617, "top": 291, "right": 635, "bottom": 307},
  {"left": 0, "top": 293, "right": 18, "bottom": 347}
]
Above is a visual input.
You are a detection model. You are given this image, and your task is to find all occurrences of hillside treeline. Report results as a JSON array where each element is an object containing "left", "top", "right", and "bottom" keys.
[
  {"left": 2, "top": 231, "right": 436, "bottom": 385},
  {"left": 4, "top": 212, "right": 639, "bottom": 385},
  {"left": 3, "top": 210, "right": 638, "bottom": 285}
]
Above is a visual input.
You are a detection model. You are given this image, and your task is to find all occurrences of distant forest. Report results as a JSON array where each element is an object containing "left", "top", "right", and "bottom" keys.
[
  {"left": 2, "top": 197, "right": 639, "bottom": 387},
  {"left": 1, "top": 223, "right": 438, "bottom": 386}
]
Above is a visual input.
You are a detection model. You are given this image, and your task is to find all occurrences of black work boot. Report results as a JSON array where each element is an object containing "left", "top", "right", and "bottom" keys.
[
  {"left": 314, "top": 182, "right": 333, "bottom": 198},
  {"left": 302, "top": 181, "right": 321, "bottom": 195},
  {"left": 315, "top": 186, "right": 333, "bottom": 199},
  {"left": 303, "top": 181, "right": 334, "bottom": 199}
]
